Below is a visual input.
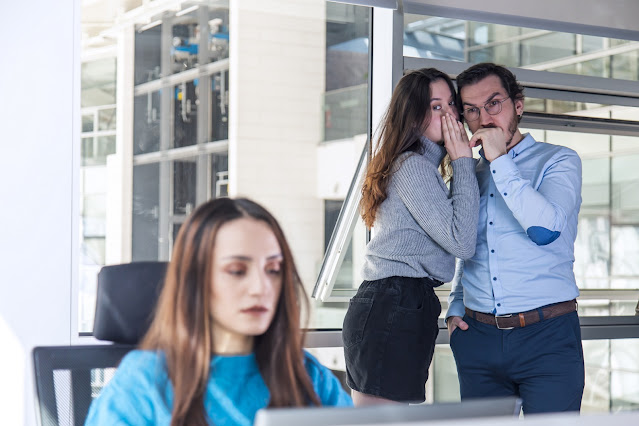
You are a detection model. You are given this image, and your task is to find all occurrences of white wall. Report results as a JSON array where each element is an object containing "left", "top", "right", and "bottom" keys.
[{"left": 0, "top": 0, "right": 78, "bottom": 424}]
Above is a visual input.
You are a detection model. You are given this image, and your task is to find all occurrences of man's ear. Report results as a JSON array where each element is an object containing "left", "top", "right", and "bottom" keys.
[{"left": 515, "top": 98, "right": 524, "bottom": 117}]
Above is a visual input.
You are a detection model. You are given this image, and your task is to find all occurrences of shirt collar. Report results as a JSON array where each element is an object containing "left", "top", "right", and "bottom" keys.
[
  {"left": 419, "top": 135, "right": 447, "bottom": 166},
  {"left": 478, "top": 132, "right": 535, "bottom": 160}
]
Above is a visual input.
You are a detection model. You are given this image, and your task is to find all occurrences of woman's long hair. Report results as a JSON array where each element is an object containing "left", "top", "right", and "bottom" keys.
[
  {"left": 360, "top": 68, "right": 459, "bottom": 228},
  {"left": 140, "top": 197, "right": 320, "bottom": 426}
]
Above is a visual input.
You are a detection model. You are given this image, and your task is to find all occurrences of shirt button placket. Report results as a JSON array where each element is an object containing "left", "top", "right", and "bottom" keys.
[{"left": 488, "top": 167, "right": 502, "bottom": 313}]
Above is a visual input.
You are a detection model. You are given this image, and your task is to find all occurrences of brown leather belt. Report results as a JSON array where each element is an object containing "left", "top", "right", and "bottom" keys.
[{"left": 465, "top": 299, "right": 577, "bottom": 329}]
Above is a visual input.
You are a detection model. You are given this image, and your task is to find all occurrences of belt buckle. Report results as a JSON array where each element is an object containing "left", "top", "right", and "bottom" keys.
[{"left": 495, "top": 314, "right": 514, "bottom": 330}]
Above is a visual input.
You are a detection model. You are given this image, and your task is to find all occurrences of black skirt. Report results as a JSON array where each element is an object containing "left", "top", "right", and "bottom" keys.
[{"left": 342, "top": 276, "right": 442, "bottom": 403}]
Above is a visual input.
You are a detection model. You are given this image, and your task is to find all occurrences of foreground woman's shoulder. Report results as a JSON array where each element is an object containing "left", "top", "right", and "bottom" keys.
[{"left": 303, "top": 351, "right": 353, "bottom": 407}]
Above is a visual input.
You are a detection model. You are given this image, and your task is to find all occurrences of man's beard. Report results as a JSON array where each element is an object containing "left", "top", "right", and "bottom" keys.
[
  {"left": 504, "top": 113, "right": 519, "bottom": 148},
  {"left": 481, "top": 108, "right": 519, "bottom": 148}
]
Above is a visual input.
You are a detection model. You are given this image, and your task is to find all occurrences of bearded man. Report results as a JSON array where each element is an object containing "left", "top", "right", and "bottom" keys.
[{"left": 446, "top": 63, "right": 584, "bottom": 414}]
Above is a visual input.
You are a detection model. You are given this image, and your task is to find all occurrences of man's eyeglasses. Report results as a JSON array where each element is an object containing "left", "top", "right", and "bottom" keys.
[{"left": 462, "top": 98, "right": 510, "bottom": 122}]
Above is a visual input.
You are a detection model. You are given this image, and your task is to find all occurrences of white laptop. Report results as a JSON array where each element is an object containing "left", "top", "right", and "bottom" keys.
[{"left": 254, "top": 396, "right": 523, "bottom": 426}]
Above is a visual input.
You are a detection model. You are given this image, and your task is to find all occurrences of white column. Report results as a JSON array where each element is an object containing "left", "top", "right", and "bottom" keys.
[
  {"left": 0, "top": 0, "right": 79, "bottom": 424},
  {"left": 106, "top": 24, "right": 135, "bottom": 265},
  {"left": 230, "top": 0, "right": 326, "bottom": 292}
]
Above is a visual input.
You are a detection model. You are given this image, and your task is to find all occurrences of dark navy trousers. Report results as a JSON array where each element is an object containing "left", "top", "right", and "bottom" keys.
[{"left": 450, "top": 311, "right": 584, "bottom": 414}]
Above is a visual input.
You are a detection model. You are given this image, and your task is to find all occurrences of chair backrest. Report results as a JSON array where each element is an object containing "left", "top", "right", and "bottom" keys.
[
  {"left": 32, "top": 261, "right": 168, "bottom": 426},
  {"left": 93, "top": 261, "right": 168, "bottom": 343},
  {"left": 32, "top": 344, "right": 135, "bottom": 426}
]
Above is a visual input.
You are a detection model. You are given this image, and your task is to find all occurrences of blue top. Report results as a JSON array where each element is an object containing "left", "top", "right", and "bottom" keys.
[
  {"left": 85, "top": 350, "right": 352, "bottom": 426},
  {"left": 447, "top": 133, "right": 582, "bottom": 317}
]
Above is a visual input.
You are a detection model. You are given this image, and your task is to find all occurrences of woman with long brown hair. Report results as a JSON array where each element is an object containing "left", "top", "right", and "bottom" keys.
[
  {"left": 86, "top": 197, "right": 351, "bottom": 425},
  {"left": 342, "top": 68, "right": 479, "bottom": 405}
]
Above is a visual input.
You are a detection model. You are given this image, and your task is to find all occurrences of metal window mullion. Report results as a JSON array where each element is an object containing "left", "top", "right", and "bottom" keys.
[
  {"left": 464, "top": 29, "right": 552, "bottom": 52},
  {"left": 520, "top": 112, "right": 639, "bottom": 138},
  {"left": 304, "top": 316, "right": 639, "bottom": 347},
  {"left": 328, "top": 0, "right": 398, "bottom": 8},
  {"left": 80, "top": 104, "right": 117, "bottom": 115},
  {"left": 133, "top": 59, "right": 230, "bottom": 96},
  {"left": 608, "top": 132, "right": 613, "bottom": 291},
  {"left": 133, "top": 140, "right": 229, "bottom": 165},
  {"left": 158, "top": 14, "right": 173, "bottom": 261},
  {"left": 196, "top": 6, "right": 211, "bottom": 206},
  {"left": 524, "top": 87, "right": 639, "bottom": 109},
  {"left": 312, "top": 145, "right": 367, "bottom": 301}
]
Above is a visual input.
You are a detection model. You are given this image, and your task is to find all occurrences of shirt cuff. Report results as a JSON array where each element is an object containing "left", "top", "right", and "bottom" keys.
[
  {"left": 489, "top": 154, "right": 518, "bottom": 188},
  {"left": 445, "top": 299, "right": 466, "bottom": 320}
]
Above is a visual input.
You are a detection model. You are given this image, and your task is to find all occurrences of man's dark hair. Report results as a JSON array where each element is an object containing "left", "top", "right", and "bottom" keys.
[{"left": 456, "top": 62, "right": 524, "bottom": 103}]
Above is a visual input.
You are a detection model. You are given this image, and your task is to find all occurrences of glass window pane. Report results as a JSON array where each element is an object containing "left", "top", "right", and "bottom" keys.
[
  {"left": 583, "top": 35, "right": 606, "bottom": 53},
  {"left": 469, "top": 44, "right": 520, "bottom": 67},
  {"left": 134, "top": 91, "right": 161, "bottom": 154},
  {"left": 210, "top": 153, "right": 229, "bottom": 198},
  {"left": 173, "top": 160, "right": 196, "bottom": 215},
  {"left": 521, "top": 32, "right": 575, "bottom": 65},
  {"left": 172, "top": 19, "right": 199, "bottom": 74},
  {"left": 324, "top": 85, "right": 367, "bottom": 141},
  {"left": 171, "top": 5, "right": 229, "bottom": 74},
  {"left": 174, "top": 81, "right": 198, "bottom": 148},
  {"left": 612, "top": 51, "right": 639, "bottom": 81},
  {"left": 211, "top": 72, "right": 229, "bottom": 142},
  {"left": 134, "top": 25, "right": 162, "bottom": 85},
  {"left": 81, "top": 137, "right": 94, "bottom": 166},
  {"left": 97, "top": 108, "right": 116, "bottom": 131},
  {"left": 404, "top": 14, "right": 639, "bottom": 82},
  {"left": 521, "top": 129, "right": 639, "bottom": 298},
  {"left": 96, "top": 136, "right": 116, "bottom": 163},
  {"left": 81, "top": 58, "right": 116, "bottom": 107},
  {"left": 550, "top": 57, "right": 610, "bottom": 78},
  {"left": 82, "top": 114, "right": 94, "bottom": 132},
  {"left": 468, "top": 21, "right": 533, "bottom": 46},
  {"left": 132, "top": 163, "right": 160, "bottom": 261}
]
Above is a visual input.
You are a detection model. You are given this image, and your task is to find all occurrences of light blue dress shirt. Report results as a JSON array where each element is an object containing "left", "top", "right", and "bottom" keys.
[
  {"left": 448, "top": 133, "right": 582, "bottom": 317},
  {"left": 85, "top": 350, "right": 352, "bottom": 426}
]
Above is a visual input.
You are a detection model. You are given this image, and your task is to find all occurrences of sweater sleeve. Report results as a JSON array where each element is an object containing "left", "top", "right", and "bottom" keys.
[
  {"left": 303, "top": 352, "right": 353, "bottom": 407},
  {"left": 85, "top": 351, "right": 162, "bottom": 425},
  {"left": 393, "top": 155, "right": 480, "bottom": 259}
]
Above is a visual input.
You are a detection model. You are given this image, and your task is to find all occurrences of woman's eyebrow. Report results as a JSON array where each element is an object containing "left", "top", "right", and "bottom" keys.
[{"left": 221, "top": 254, "right": 282, "bottom": 261}]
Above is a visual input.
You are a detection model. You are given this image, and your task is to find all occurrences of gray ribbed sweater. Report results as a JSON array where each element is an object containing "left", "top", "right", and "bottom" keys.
[{"left": 361, "top": 137, "right": 480, "bottom": 283}]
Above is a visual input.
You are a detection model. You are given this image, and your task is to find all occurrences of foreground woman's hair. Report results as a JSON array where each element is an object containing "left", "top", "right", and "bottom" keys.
[{"left": 140, "top": 197, "right": 320, "bottom": 425}]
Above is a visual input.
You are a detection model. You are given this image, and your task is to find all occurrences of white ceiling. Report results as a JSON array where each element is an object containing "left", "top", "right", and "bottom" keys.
[{"left": 81, "top": 0, "right": 143, "bottom": 39}]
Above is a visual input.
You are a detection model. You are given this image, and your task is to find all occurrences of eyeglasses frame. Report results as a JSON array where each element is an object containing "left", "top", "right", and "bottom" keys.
[{"left": 462, "top": 97, "right": 511, "bottom": 122}]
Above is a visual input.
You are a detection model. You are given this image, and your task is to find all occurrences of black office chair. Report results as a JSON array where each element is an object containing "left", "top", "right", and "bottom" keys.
[{"left": 32, "top": 261, "right": 168, "bottom": 426}]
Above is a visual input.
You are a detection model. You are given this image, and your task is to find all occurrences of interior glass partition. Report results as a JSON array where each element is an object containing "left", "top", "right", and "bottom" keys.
[{"left": 311, "top": 9, "right": 639, "bottom": 412}]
